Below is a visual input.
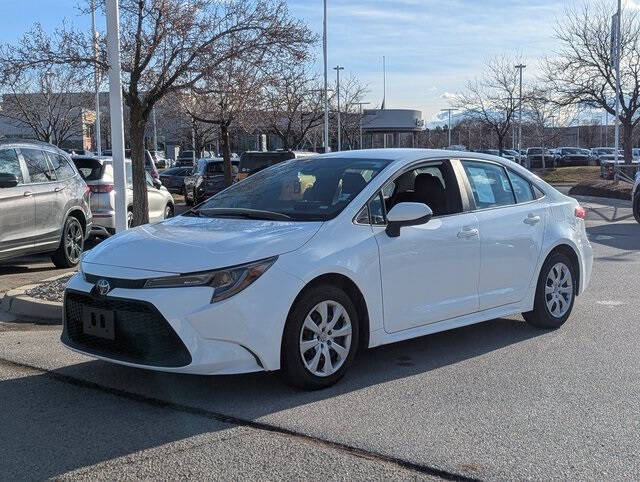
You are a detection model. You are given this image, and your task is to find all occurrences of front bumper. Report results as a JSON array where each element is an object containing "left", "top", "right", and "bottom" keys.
[{"left": 61, "top": 264, "right": 303, "bottom": 375}]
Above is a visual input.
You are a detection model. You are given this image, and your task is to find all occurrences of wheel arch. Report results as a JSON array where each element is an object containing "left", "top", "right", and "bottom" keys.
[
  {"left": 540, "top": 242, "right": 581, "bottom": 295},
  {"left": 65, "top": 208, "right": 87, "bottom": 235},
  {"left": 285, "top": 272, "right": 371, "bottom": 355}
]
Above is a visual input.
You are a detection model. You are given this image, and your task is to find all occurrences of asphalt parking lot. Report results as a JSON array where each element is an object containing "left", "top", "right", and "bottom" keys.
[{"left": 1, "top": 194, "right": 638, "bottom": 480}]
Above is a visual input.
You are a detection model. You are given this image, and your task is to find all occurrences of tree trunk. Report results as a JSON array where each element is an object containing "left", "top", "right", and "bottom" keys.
[
  {"left": 129, "top": 105, "right": 150, "bottom": 226},
  {"left": 622, "top": 121, "right": 634, "bottom": 164},
  {"left": 221, "top": 124, "right": 232, "bottom": 188}
]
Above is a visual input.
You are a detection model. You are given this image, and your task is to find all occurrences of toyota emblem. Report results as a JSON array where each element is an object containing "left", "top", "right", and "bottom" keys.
[{"left": 96, "top": 279, "right": 111, "bottom": 296}]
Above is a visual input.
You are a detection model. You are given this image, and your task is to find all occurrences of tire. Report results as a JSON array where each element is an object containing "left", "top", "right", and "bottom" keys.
[
  {"left": 51, "top": 216, "right": 84, "bottom": 268},
  {"left": 164, "top": 203, "right": 174, "bottom": 220},
  {"left": 633, "top": 193, "right": 640, "bottom": 224},
  {"left": 127, "top": 209, "right": 134, "bottom": 228},
  {"left": 281, "top": 285, "right": 360, "bottom": 390},
  {"left": 523, "top": 251, "right": 576, "bottom": 329},
  {"left": 184, "top": 187, "right": 193, "bottom": 206}
]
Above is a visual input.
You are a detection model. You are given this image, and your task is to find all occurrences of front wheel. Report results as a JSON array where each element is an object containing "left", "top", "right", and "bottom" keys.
[
  {"left": 184, "top": 187, "right": 193, "bottom": 206},
  {"left": 523, "top": 252, "right": 576, "bottom": 329},
  {"left": 633, "top": 193, "right": 640, "bottom": 224},
  {"left": 281, "top": 285, "right": 359, "bottom": 390},
  {"left": 164, "top": 204, "right": 174, "bottom": 220},
  {"left": 51, "top": 216, "right": 84, "bottom": 268}
]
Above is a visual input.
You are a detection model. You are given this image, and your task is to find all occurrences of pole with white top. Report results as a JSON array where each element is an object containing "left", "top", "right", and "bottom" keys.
[
  {"left": 323, "top": 0, "right": 329, "bottom": 153},
  {"left": 91, "top": 0, "right": 101, "bottom": 156}
]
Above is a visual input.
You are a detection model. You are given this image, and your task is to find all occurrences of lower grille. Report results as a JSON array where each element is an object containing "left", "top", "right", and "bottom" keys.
[{"left": 62, "top": 290, "right": 192, "bottom": 367}]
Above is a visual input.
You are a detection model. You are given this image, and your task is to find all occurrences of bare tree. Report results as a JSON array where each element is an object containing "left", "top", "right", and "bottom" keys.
[
  {"left": 0, "top": 0, "right": 313, "bottom": 225},
  {"left": 0, "top": 64, "right": 91, "bottom": 146},
  {"left": 262, "top": 65, "right": 324, "bottom": 150},
  {"left": 333, "top": 73, "right": 369, "bottom": 150},
  {"left": 185, "top": 58, "right": 265, "bottom": 187},
  {"left": 455, "top": 55, "right": 521, "bottom": 155},
  {"left": 544, "top": 0, "right": 640, "bottom": 163}
]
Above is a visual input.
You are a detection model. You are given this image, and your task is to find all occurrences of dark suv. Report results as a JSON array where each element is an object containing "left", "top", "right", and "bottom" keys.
[
  {"left": 184, "top": 158, "right": 239, "bottom": 205},
  {"left": 0, "top": 140, "right": 92, "bottom": 267}
]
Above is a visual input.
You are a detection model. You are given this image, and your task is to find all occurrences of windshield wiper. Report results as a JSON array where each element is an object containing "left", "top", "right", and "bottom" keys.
[{"left": 194, "top": 208, "right": 292, "bottom": 221}]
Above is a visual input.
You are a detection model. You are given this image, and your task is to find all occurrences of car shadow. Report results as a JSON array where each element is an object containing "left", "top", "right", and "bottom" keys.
[
  {"left": 1, "top": 316, "right": 545, "bottom": 478},
  {"left": 587, "top": 222, "right": 640, "bottom": 252}
]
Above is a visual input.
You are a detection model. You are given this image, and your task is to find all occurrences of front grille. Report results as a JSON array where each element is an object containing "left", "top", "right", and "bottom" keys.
[
  {"left": 62, "top": 290, "right": 191, "bottom": 367},
  {"left": 83, "top": 273, "right": 146, "bottom": 290}
]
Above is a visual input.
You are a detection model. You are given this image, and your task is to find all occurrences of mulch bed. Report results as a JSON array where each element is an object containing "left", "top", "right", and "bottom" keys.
[
  {"left": 24, "top": 274, "right": 73, "bottom": 303},
  {"left": 568, "top": 180, "right": 632, "bottom": 200}
]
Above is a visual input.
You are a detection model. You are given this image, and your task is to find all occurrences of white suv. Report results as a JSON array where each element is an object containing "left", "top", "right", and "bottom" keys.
[{"left": 72, "top": 156, "right": 174, "bottom": 236}]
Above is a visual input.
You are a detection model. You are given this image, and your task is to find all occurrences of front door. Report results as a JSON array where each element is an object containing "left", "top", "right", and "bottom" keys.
[
  {"left": 0, "top": 148, "right": 36, "bottom": 259},
  {"left": 146, "top": 172, "right": 165, "bottom": 222},
  {"left": 372, "top": 159, "right": 481, "bottom": 333}
]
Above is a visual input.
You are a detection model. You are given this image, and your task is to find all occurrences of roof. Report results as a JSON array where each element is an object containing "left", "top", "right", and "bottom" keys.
[{"left": 0, "top": 138, "right": 65, "bottom": 152}]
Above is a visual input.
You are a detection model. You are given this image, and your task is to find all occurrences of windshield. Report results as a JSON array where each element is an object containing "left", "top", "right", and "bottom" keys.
[
  {"left": 563, "top": 148, "right": 582, "bottom": 155},
  {"left": 239, "top": 151, "right": 296, "bottom": 174},
  {"left": 193, "top": 157, "right": 391, "bottom": 221}
]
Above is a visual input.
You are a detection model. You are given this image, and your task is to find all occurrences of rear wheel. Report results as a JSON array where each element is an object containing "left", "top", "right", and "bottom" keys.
[
  {"left": 184, "top": 187, "right": 193, "bottom": 206},
  {"left": 281, "top": 285, "right": 359, "bottom": 390},
  {"left": 633, "top": 193, "right": 640, "bottom": 224},
  {"left": 523, "top": 251, "right": 576, "bottom": 329},
  {"left": 51, "top": 216, "right": 84, "bottom": 268}
]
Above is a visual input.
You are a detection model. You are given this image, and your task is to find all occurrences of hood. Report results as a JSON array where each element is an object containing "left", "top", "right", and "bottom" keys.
[{"left": 84, "top": 216, "right": 322, "bottom": 273}]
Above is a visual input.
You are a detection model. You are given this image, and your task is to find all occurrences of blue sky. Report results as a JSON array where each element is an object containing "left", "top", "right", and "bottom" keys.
[{"left": 0, "top": 0, "right": 631, "bottom": 121}]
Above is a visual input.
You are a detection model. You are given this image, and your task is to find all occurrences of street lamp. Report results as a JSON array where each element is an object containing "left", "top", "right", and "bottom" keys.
[
  {"left": 323, "top": 0, "right": 329, "bottom": 152},
  {"left": 440, "top": 108, "right": 457, "bottom": 147},
  {"left": 355, "top": 101, "right": 371, "bottom": 149},
  {"left": 333, "top": 65, "right": 344, "bottom": 151},
  {"left": 90, "top": 0, "right": 101, "bottom": 156},
  {"left": 105, "top": 0, "right": 127, "bottom": 232},
  {"left": 515, "top": 64, "right": 526, "bottom": 166}
]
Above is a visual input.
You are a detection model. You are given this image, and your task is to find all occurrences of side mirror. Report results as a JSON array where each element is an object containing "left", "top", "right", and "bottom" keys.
[
  {"left": 0, "top": 173, "right": 19, "bottom": 188},
  {"left": 385, "top": 202, "right": 433, "bottom": 238},
  {"left": 152, "top": 178, "right": 162, "bottom": 189}
]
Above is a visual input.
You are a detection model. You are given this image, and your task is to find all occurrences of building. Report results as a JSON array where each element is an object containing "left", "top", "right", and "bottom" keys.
[{"left": 361, "top": 109, "right": 425, "bottom": 148}]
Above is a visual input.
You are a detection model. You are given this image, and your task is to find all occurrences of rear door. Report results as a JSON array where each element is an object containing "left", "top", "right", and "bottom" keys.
[
  {"left": 146, "top": 172, "right": 165, "bottom": 222},
  {"left": 46, "top": 152, "right": 77, "bottom": 234},
  {"left": 19, "top": 147, "right": 60, "bottom": 251},
  {"left": 460, "top": 160, "right": 546, "bottom": 310},
  {"left": 0, "top": 148, "right": 36, "bottom": 259}
]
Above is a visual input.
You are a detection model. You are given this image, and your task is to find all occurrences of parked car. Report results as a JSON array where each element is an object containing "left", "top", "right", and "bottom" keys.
[
  {"left": 184, "top": 158, "right": 240, "bottom": 206},
  {"left": 526, "top": 148, "right": 556, "bottom": 168},
  {"left": 175, "top": 151, "right": 197, "bottom": 167},
  {"left": 159, "top": 166, "right": 192, "bottom": 194},
  {"left": 478, "top": 149, "right": 519, "bottom": 163},
  {"left": 0, "top": 140, "right": 92, "bottom": 267},
  {"left": 632, "top": 148, "right": 640, "bottom": 161},
  {"left": 237, "top": 150, "right": 317, "bottom": 180},
  {"left": 556, "top": 147, "right": 592, "bottom": 166},
  {"left": 591, "top": 147, "right": 620, "bottom": 166},
  {"left": 62, "top": 149, "right": 592, "bottom": 389},
  {"left": 64, "top": 148, "right": 95, "bottom": 156},
  {"left": 71, "top": 155, "right": 174, "bottom": 237},
  {"left": 103, "top": 148, "right": 160, "bottom": 180}
]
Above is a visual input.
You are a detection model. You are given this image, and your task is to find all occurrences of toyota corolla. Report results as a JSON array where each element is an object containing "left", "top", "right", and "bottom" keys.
[{"left": 62, "top": 149, "right": 592, "bottom": 389}]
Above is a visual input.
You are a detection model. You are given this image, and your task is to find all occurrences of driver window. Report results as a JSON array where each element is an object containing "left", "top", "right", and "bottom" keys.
[{"left": 384, "top": 160, "right": 462, "bottom": 217}]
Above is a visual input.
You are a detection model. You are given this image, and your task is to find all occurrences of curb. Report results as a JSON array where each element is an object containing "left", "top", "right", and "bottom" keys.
[{"left": 0, "top": 273, "right": 68, "bottom": 324}]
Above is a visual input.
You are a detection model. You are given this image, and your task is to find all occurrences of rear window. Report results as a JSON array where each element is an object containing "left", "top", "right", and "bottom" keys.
[
  {"left": 162, "top": 167, "right": 189, "bottom": 176},
  {"left": 239, "top": 152, "right": 295, "bottom": 174},
  {"left": 73, "top": 158, "right": 104, "bottom": 181}
]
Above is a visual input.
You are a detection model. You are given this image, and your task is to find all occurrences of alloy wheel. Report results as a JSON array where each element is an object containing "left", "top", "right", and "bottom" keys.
[
  {"left": 545, "top": 262, "right": 573, "bottom": 318},
  {"left": 64, "top": 219, "right": 83, "bottom": 264},
  {"left": 299, "top": 300, "right": 352, "bottom": 377}
]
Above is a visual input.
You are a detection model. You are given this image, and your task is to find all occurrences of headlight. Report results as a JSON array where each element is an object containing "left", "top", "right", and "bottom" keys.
[{"left": 142, "top": 256, "right": 277, "bottom": 303}]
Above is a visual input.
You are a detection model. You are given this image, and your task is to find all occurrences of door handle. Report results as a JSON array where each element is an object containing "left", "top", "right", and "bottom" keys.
[
  {"left": 457, "top": 227, "right": 479, "bottom": 239},
  {"left": 54, "top": 186, "right": 63, "bottom": 192},
  {"left": 523, "top": 214, "right": 541, "bottom": 225},
  {"left": 23, "top": 191, "right": 33, "bottom": 197}
]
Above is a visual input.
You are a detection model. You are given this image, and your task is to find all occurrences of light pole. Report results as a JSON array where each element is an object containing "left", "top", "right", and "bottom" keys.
[
  {"left": 323, "top": 0, "right": 329, "bottom": 152},
  {"left": 105, "top": 0, "right": 127, "bottom": 232},
  {"left": 440, "top": 108, "right": 456, "bottom": 147},
  {"left": 90, "top": 0, "right": 101, "bottom": 155},
  {"left": 515, "top": 64, "right": 526, "bottom": 166},
  {"left": 333, "top": 65, "right": 344, "bottom": 151},
  {"left": 355, "top": 101, "right": 371, "bottom": 149},
  {"left": 152, "top": 107, "right": 158, "bottom": 152},
  {"left": 614, "top": 0, "right": 622, "bottom": 177}
]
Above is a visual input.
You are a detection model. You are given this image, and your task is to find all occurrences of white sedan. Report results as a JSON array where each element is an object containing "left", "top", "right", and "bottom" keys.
[{"left": 62, "top": 149, "right": 592, "bottom": 389}]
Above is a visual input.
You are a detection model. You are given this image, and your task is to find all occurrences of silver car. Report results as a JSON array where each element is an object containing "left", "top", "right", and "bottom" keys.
[
  {"left": 0, "top": 140, "right": 92, "bottom": 267},
  {"left": 72, "top": 156, "right": 175, "bottom": 237}
]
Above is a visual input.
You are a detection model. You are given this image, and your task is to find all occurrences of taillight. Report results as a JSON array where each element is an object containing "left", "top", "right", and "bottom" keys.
[
  {"left": 575, "top": 206, "right": 586, "bottom": 219},
  {"left": 89, "top": 184, "right": 114, "bottom": 193}
]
